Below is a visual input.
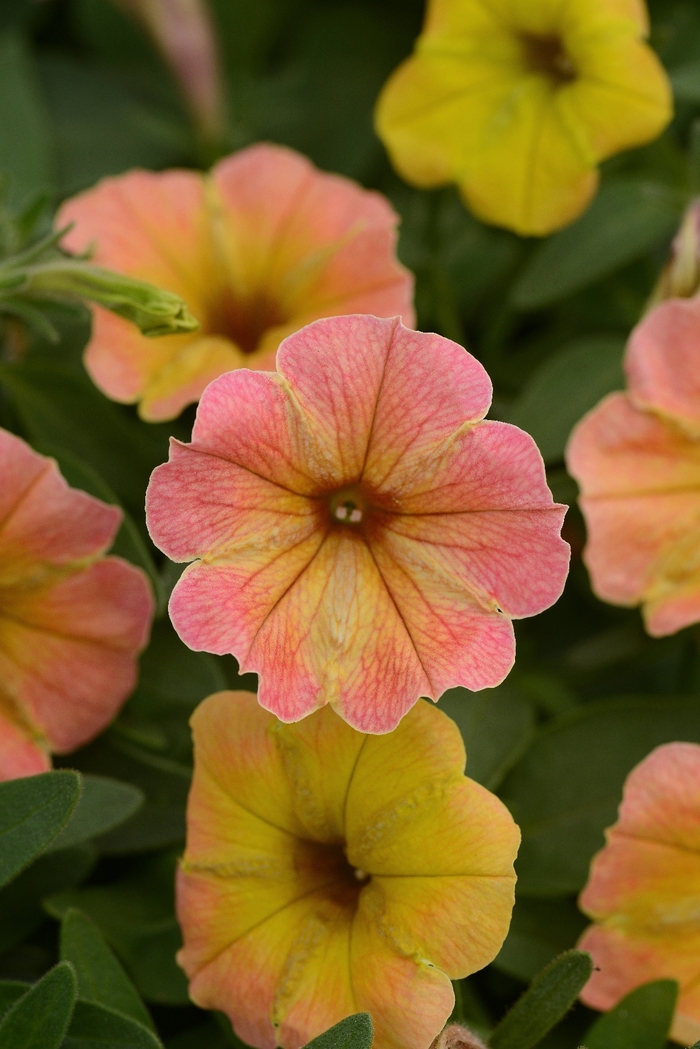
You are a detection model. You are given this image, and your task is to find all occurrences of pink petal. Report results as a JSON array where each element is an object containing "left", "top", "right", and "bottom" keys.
[
  {"left": 0, "top": 713, "right": 50, "bottom": 781},
  {"left": 169, "top": 531, "right": 430, "bottom": 733},
  {"left": 567, "top": 393, "right": 700, "bottom": 628},
  {"left": 0, "top": 558, "right": 153, "bottom": 752},
  {"left": 211, "top": 143, "right": 414, "bottom": 328},
  {"left": 277, "top": 317, "right": 493, "bottom": 489},
  {"left": 374, "top": 421, "right": 569, "bottom": 618},
  {"left": 626, "top": 296, "right": 700, "bottom": 432},
  {"left": 0, "top": 432, "right": 121, "bottom": 581},
  {"left": 614, "top": 742, "right": 700, "bottom": 850}
]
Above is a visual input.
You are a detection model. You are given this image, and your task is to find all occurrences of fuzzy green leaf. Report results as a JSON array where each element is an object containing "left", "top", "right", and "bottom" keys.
[{"left": 0, "top": 771, "right": 81, "bottom": 889}]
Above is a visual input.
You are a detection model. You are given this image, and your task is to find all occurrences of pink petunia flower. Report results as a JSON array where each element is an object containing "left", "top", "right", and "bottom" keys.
[
  {"left": 58, "top": 144, "right": 415, "bottom": 421},
  {"left": 146, "top": 314, "right": 569, "bottom": 734},
  {"left": 0, "top": 428, "right": 154, "bottom": 780},
  {"left": 579, "top": 741, "right": 700, "bottom": 1046},
  {"left": 567, "top": 294, "right": 700, "bottom": 635}
]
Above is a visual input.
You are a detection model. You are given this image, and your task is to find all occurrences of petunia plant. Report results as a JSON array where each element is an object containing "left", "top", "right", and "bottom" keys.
[{"left": 1, "top": 0, "right": 700, "bottom": 1047}]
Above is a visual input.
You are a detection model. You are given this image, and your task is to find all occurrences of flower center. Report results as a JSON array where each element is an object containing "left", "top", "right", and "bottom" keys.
[
  {"left": 329, "top": 486, "right": 368, "bottom": 526},
  {"left": 519, "top": 33, "right": 576, "bottom": 85},
  {"left": 209, "top": 291, "right": 286, "bottom": 356}
]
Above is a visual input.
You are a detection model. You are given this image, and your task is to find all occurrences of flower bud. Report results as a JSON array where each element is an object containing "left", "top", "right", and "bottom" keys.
[
  {"left": 648, "top": 200, "right": 700, "bottom": 307},
  {"left": 430, "top": 1023, "right": 488, "bottom": 1049},
  {"left": 22, "top": 261, "right": 199, "bottom": 336}
]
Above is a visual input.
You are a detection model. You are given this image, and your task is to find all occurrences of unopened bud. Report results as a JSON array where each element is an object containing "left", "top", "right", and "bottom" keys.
[
  {"left": 648, "top": 200, "right": 700, "bottom": 308},
  {"left": 430, "top": 1023, "right": 488, "bottom": 1049},
  {"left": 23, "top": 261, "right": 199, "bottom": 337}
]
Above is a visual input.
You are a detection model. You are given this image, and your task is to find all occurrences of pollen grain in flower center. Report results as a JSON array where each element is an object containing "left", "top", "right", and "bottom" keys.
[
  {"left": 329, "top": 486, "right": 368, "bottom": 526},
  {"left": 519, "top": 33, "right": 576, "bottom": 85}
]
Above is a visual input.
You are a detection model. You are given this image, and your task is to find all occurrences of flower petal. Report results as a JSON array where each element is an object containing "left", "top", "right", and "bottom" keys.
[
  {"left": 362, "top": 870, "right": 515, "bottom": 978},
  {"left": 612, "top": 742, "right": 700, "bottom": 851},
  {"left": 350, "top": 900, "right": 455, "bottom": 1049},
  {"left": 277, "top": 316, "right": 492, "bottom": 490},
  {"left": 170, "top": 531, "right": 430, "bottom": 731},
  {"left": 186, "top": 691, "right": 308, "bottom": 841},
  {"left": 626, "top": 297, "right": 700, "bottom": 434},
  {"left": 0, "top": 712, "right": 50, "bottom": 782},
  {"left": 0, "top": 431, "right": 121, "bottom": 584},
  {"left": 349, "top": 774, "right": 520, "bottom": 879},
  {"left": 270, "top": 706, "right": 367, "bottom": 842},
  {"left": 567, "top": 392, "right": 700, "bottom": 631},
  {"left": 0, "top": 558, "right": 153, "bottom": 752},
  {"left": 211, "top": 143, "right": 414, "bottom": 330},
  {"left": 147, "top": 439, "right": 320, "bottom": 563},
  {"left": 139, "top": 335, "right": 244, "bottom": 422}
]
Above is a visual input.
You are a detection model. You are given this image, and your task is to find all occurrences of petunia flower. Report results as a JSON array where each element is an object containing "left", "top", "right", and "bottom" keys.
[
  {"left": 567, "top": 294, "right": 700, "bottom": 636},
  {"left": 146, "top": 314, "right": 570, "bottom": 734},
  {"left": 578, "top": 742, "right": 700, "bottom": 1047},
  {"left": 374, "top": 0, "right": 672, "bottom": 236},
  {"left": 176, "top": 690, "right": 520, "bottom": 1049},
  {"left": 0, "top": 428, "right": 154, "bottom": 781},
  {"left": 58, "top": 144, "right": 414, "bottom": 422}
]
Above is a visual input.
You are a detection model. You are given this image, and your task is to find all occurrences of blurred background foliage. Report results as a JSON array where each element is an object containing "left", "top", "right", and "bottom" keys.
[{"left": 1, "top": 1, "right": 700, "bottom": 1047}]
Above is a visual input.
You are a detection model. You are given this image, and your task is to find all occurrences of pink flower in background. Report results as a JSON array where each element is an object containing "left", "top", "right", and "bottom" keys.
[
  {"left": 567, "top": 295, "right": 700, "bottom": 636},
  {"left": 177, "top": 691, "right": 520, "bottom": 1049},
  {"left": 147, "top": 314, "right": 569, "bottom": 734},
  {"left": 579, "top": 742, "right": 700, "bottom": 1046},
  {"left": 58, "top": 144, "right": 414, "bottom": 421},
  {"left": 0, "top": 429, "right": 154, "bottom": 781}
]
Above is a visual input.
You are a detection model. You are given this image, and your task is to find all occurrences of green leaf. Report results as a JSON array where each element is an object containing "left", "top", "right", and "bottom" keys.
[
  {"left": 60, "top": 909, "right": 154, "bottom": 1030},
  {"left": 0, "top": 962, "right": 77, "bottom": 1049},
  {"left": 303, "top": 1014, "right": 373, "bottom": 1049},
  {"left": 0, "top": 981, "right": 27, "bottom": 1018},
  {"left": 500, "top": 697, "right": 700, "bottom": 895},
  {"left": 47, "top": 776, "right": 144, "bottom": 853},
  {"left": 583, "top": 980, "right": 678, "bottom": 1049},
  {"left": 45, "top": 852, "right": 189, "bottom": 1005},
  {"left": 493, "top": 897, "right": 589, "bottom": 983},
  {"left": 0, "top": 771, "right": 81, "bottom": 889},
  {"left": 438, "top": 684, "right": 535, "bottom": 790},
  {"left": 63, "top": 1000, "right": 162, "bottom": 1048},
  {"left": 0, "top": 846, "right": 95, "bottom": 955},
  {"left": 508, "top": 337, "right": 625, "bottom": 465},
  {"left": 489, "top": 950, "right": 593, "bottom": 1049},
  {"left": 64, "top": 735, "right": 190, "bottom": 854},
  {"left": 0, "top": 31, "right": 53, "bottom": 206},
  {"left": 511, "top": 182, "right": 683, "bottom": 309}
]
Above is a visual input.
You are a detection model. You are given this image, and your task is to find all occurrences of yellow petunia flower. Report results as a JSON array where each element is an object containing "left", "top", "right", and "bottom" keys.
[
  {"left": 375, "top": 0, "right": 673, "bottom": 236},
  {"left": 176, "top": 691, "right": 520, "bottom": 1049}
]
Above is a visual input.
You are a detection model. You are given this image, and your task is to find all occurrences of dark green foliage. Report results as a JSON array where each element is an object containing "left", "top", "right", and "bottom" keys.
[
  {"left": 60, "top": 908, "right": 154, "bottom": 1030},
  {"left": 303, "top": 1014, "right": 373, "bottom": 1049},
  {"left": 0, "top": 962, "right": 77, "bottom": 1049},
  {"left": 0, "top": 772, "right": 81, "bottom": 888},
  {"left": 582, "top": 980, "right": 678, "bottom": 1049},
  {"left": 489, "top": 951, "right": 593, "bottom": 1049}
]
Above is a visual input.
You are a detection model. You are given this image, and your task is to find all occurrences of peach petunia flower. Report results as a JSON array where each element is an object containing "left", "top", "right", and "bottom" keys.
[
  {"left": 146, "top": 314, "right": 570, "bottom": 734},
  {"left": 567, "top": 295, "right": 700, "bottom": 636},
  {"left": 176, "top": 690, "right": 520, "bottom": 1049},
  {"left": 0, "top": 428, "right": 154, "bottom": 781},
  {"left": 578, "top": 742, "right": 700, "bottom": 1046},
  {"left": 374, "top": 0, "right": 672, "bottom": 236},
  {"left": 58, "top": 144, "right": 414, "bottom": 422}
]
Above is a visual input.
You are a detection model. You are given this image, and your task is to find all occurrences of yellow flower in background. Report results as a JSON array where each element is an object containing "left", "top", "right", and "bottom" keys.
[{"left": 375, "top": 0, "right": 672, "bottom": 236}]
